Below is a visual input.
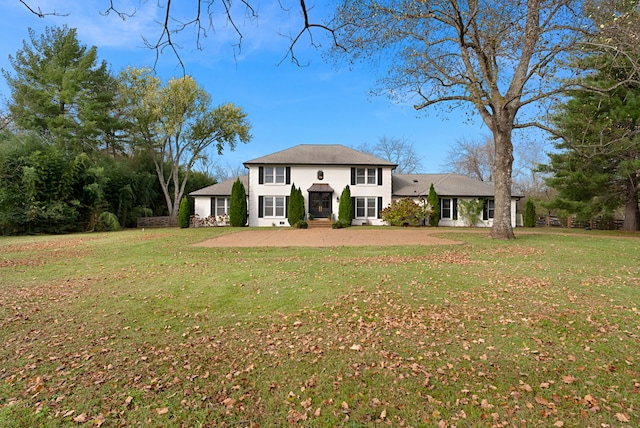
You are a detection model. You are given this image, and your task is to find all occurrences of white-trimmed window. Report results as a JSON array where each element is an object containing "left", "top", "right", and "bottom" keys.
[
  {"left": 263, "top": 166, "right": 286, "bottom": 184},
  {"left": 440, "top": 198, "right": 458, "bottom": 220},
  {"left": 211, "top": 197, "right": 229, "bottom": 216},
  {"left": 355, "top": 168, "right": 377, "bottom": 185},
  {"left": 441, "top": 198, "right": 452, "bottom": 219},
  {"left": 355, "top": 197, "right": 378, "bottom": 218},
  {"left": 262, "top": 196, "right": 285, "bottom": 217},
  {"left": 483, "top": 199, "right": 495, "bottom": 220}
]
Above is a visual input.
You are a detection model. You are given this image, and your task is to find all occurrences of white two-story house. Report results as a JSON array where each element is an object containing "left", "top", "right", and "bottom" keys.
[{"left": 190, "top": 144, "right": 521, "bottom": 227}]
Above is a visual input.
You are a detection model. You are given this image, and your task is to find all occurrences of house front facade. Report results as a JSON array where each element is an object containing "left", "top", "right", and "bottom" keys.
[{"left": 190, "top": 144, "right": 520, "bottom": 228}]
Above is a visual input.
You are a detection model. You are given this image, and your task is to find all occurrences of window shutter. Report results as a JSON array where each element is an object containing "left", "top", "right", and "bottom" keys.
[
  {"left": 286, "top": 167, "right": 291, "bottom": 185},
  {"left": 452, "top": 198, "right": 458, "bottom": 220},
  {"left": 258, "top": 167, "right": 264, "bottom": 184},
  {"left": 351, "top": 168, "right": 356, "bottom": 185},
  {"left": 210, "top": 197, "right": 215, "bottom": 217},
  {"left": 482, "top": 199, "right": 488, "bottom": 220},
  {"left": 377, "top": 197, "right": 383, "bottom": 218},
  {"left": 351, "top": 197, "right": 356, "bottom": 220},
  {"left": 285, "top": 196, "right": 289, "bottom": 218},
  {"left": 258, "top": 196, "right": 264, "bottom": 218},
  {"left": 378, "top": 168, "right": 383, "bottom": 185}
]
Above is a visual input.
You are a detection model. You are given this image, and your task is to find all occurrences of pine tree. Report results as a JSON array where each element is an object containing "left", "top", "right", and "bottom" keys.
[
  {"left": 178, "top": 196, "right": 190, "bottom": 228},
  {"left": 338, "top": 185, "right": 353, "bottom": 226},
  {"left": 427, "top": 183, "right": 440, "bottom": 227},
  {"left": 524, "top": 199, "right": 536, "bottom": 227},
  {"left": 288, "top": 183, "right": 304, "bottom": 226},
  {"left": 229, "top": 178, "right": 247, "bottom": 227}
]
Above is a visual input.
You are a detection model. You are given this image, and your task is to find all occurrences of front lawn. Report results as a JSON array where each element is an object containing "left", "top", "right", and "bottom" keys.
[{"left": 1, "top": 228, "right": 638, "bottom": 426}]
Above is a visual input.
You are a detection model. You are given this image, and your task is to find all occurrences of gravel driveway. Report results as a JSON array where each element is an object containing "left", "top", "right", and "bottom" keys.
[{"left": 194, "top": 228, "right": 461, "bottom": 248}]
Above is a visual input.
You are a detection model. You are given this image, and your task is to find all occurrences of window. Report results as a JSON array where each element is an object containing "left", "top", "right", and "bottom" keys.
[
  {"left": 440, "top": 198, "right": 458, "bottom": 220},
  {"left": 263, "top": 196, "right": 285, "bottom": 217},
  {"left": 367, "top": 168, "right": 376, "bottom": 184},
  {"left": 351, "top": 167, "right": 383, "bottom": 186},
  {"left": 216, "top": 197, "right": 228, "bottom": 216},
  {"left": 355, "top": 197, "right": 378, "bottom": 218},
  {"left": 483, "top": 199, "right": 495, "bottom": 220},
  {"left": 441, "top": 198, "right": 451, "bottom": 219},
  {"left": 260, "top": 166, "right": 289, "bottom": 184}
]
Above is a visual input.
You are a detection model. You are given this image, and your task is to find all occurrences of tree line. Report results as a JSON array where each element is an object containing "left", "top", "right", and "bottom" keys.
[{"left": 0, "top": 26, "right": 250, "bottom": 235}]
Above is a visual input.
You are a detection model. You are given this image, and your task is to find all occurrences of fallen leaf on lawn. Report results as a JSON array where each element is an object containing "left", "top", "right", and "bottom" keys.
[
  {"left": 124, "top": 396, "right": 133, "bottom": 406},
  {"left": 562, "top": 375, "right": 577, "bottom": 384},
  {"left": 156, "top": 407, "right": 168, "bottom": 415},
  {"left": 615, "top": 413, "right": 629, "bottom": 422},
  {"left": 480, "top": 399, "right": 493, "bottom": 409},
  {"left": 380, "top": 408, "right": 387, "bottom": 419},
  {"left": 73, "top": 413, "right": 88, "bottom": 423},
  {"left": 350, "top": 344, "right": 361, "bottom": 351},
  {"left": 341, "top": 401, "right": 350, "bottom": 413},
  {"left": 553, "top": 421, "right": 564, "bottom": 427},
  {"left": 314, "top": 407, "right": 321, "bottom": 417}
]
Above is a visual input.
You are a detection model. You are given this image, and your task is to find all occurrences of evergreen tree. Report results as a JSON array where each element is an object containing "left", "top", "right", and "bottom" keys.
[
  {"left": 178, "top": 196, "right": 190, "bottom": 228},
  {"left": 338, "top": 185, "right": 353, "bottom": 226},
  {"left": 3, "top": 26, "right": 119, "bottom": 154},
  {"left": 229, "top": 178, "right": 247, "bottom": 227},
  {"left": 543, "top": 52, "right": 640, "bottom": 231},
  {"left": 287, "top": 184, "right": 305, "bottom": 226},
  {"left": 427, "top": 184, "right": 440, "bottom": 227},
  {"left": 524, "top": 199, "right": 536, "bottom": 227}
]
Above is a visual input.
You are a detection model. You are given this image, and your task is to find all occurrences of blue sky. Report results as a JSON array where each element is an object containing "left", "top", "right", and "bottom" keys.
[{"left": 0, "top": 1, "right": 498, "bottom": 173}]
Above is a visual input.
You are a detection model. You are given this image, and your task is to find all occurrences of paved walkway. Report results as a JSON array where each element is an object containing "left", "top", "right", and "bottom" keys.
[{"left": 194, "top": 228, "right": 462, "bottom": 248}]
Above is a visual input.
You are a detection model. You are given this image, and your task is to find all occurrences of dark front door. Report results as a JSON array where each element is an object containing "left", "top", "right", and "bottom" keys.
[{"left": 309, "top": 192, "right": 333, "bottom": 219}]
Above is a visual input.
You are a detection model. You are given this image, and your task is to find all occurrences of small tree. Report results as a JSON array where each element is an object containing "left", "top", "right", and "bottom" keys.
[
  {"left": 458, "top": 199, "right": 484, "bottom": 227},
  {"left": 288, "top": 184, "right": 305, "bottom": 226},
  {"left": 524, "top": 199, "right": 537, "bottom": 228},
  {"left": 426, "top": 184, "right": 440, "bottom": 227},
  {"left": 229, "top": 178, "right": 247, "bottom": 227},
  {"left": 338, "top": 185, "right": 353, "bottom": 226},
  {"left": 178, "top": 196, "right": 190, "bottom": 228}
]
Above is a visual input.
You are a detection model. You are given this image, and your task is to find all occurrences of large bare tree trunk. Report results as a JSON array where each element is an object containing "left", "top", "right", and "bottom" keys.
[{"left": 489, "top": 124, "right": 516, "bottom": 239}]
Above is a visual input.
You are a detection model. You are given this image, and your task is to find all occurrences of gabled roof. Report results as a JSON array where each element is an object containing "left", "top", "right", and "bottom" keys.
[
  {"left": 243, "top": 144, "right": 397, "bottom": 167},
  {"left": 393, "top": 173, "right": 498, "bottom": 198},
  {"left": 189, "top": 174, "right": 248, "bottom": 197}
]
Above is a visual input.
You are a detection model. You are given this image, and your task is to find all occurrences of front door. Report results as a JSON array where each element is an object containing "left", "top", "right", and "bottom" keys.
[{"left": 309, "top": 192, "right": 333, "bottom": 219}]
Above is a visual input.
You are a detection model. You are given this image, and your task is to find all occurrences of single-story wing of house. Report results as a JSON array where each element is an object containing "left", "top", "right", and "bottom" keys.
[{"left": 189, "top": 144, "right": 521, "bottom": 227}]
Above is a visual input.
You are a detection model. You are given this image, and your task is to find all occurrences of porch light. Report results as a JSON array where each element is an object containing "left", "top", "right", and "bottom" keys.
[{"left": 336, "top": 196, "right": 340, "bottom": 203}]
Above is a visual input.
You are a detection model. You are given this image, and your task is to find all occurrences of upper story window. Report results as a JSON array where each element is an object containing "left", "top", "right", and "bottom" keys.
[
  {"left": 352, "top": 167, "right": 383, "bottom": 186},
  {"left": 259, "top": 166, "right": 290, "bottom": 185}
]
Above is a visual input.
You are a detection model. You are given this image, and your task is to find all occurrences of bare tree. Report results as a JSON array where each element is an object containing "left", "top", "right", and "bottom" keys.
[
  {"left": 330, "top": 0, "right": 593, "bottom": 239},
  {"left": 357, "top": 136, "right": 422, "bottom": 174},
  {"left": 442, "top": 136, "right": 495, "bottom": 182},
  {"left": 18, "top": 0, "right": 333, "bottom": 69}
]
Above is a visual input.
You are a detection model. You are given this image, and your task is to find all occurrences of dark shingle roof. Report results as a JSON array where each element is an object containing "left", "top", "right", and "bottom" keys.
[
  {"left": 393, "top": 173, "right": 498, "bottom": 197},
  {"left": 244, "top": 144, "right": 397, "bottom": 167},
  {"left": 189, "top": 175, "right": 248, "bottom": 197}
]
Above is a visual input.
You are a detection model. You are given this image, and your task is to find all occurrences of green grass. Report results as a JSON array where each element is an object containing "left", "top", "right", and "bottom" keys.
[{"left": 0, "top": 227, "right": 639, "bottom": 427}]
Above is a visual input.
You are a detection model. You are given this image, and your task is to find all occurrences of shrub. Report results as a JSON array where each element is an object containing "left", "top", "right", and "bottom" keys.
[
  {"left": 229, "top": 178, "right": 247, "bottom": 227},
  {"left": 95, "top": 212, "right": 121, "bottom": 232},
  {"left": 380, "top": 198, "right": 422, "bottom": 226},
  {"left": 293, "top": 220, "right": 308, "bottom": 229},
  {"left": 524, "top": 199, "right": 536, "bottom": 227},
  {"left": 331, "top": 220, "right": 351, "bottom": 229},
  {"left": 338, "top": 185, "right": 352, "bottom": 226},
  {"left": 458, "top": 199, "right": 484, "bottom": 227},
  {"left": 288, "top": 184, "right": 305, "bottom": 226},
  {"left": 178, "top": 196, "right": 190, "bottom": 228},
  {"left": 426, "top": 183, "right": 440, "bottom": 227}
]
